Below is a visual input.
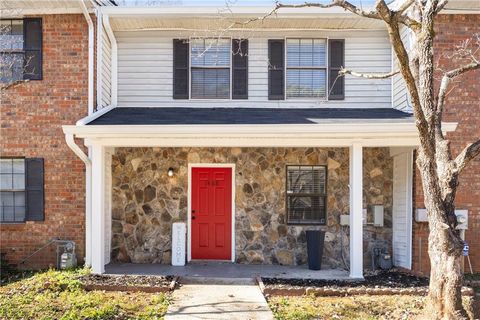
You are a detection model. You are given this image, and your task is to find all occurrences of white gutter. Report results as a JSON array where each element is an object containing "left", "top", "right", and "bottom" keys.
[
  {"left": 78, "top": 0, "right": 95, "bottom": 115},
  {"left": 103, "top": 15, "right": 118, "bottom": 106}
]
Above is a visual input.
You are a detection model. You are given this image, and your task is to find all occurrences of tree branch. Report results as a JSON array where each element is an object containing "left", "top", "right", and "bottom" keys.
[
  {"left": 435, "top": 0, "right": 450, "bottom": 14},
  {"left": 274, "top": 1, "right": 381, "bottom": 20},
  {"left": 396, "top": 0, "right": 416, "bottom": 14},
  {"left": 340, "top": 68, "right": 399, "bottom": 79},
  {"left": 436, "top": 61, "right": 480, "bottom": 124},
  {"left": 454, "top": 140, "right": 480, "bottom": 174}
]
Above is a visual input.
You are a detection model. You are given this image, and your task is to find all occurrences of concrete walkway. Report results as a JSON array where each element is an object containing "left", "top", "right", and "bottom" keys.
[{"left": 165, "top": 284, "right": 274, "bottom": 320}]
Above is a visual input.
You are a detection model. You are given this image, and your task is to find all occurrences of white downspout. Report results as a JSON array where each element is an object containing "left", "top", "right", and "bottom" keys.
[
  {"left": 96, "top": 9, "right": 103, "bottom": 109},
  {"left": 75, "top": 0, "right": 95, "bottom": 266},
  {"left": 78, "top": 0, "right": 95, "bottom": 115},
  {"left": 65, "top": 134, "right": 92, "bottom": 267}
]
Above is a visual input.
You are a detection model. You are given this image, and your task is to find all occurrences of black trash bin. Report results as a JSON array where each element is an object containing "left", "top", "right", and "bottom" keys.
[{"left": 306, "top": 230, "right": 326, "bottom": 270}]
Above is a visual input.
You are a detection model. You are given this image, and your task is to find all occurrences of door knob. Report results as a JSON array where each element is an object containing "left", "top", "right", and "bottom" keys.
[{"left": 192, "top": 216, "right": 196, "bottom": 220}]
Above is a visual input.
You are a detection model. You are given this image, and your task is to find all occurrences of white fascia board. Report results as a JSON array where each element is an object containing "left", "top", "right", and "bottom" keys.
[
  {"left": 64, "top": 122, "right": 418, "bottom": 136},
  {"left": 64, "top": 121, "right": 457, "bottom": 137},
  {"left": 99, "top": 6, "right": 358, "bottom": 18},
  {"left": 62, "top": 121, "right": 457, "bottom": 148}
]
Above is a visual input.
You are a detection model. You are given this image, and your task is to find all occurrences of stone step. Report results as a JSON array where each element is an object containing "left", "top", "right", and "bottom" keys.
[{"left": 178, "top": 276, "right": 256, "bottom": 285}]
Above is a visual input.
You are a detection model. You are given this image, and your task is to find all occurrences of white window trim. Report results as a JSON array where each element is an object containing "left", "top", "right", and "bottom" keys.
[
  {"left": 188, "top": 37, "right": 233, "bottom": 101},
  {"left": 284, "top": 37, "right": 329, "bottom": 102},
  {"left": 187, "top": 163, "right": 236, "bottom": 263}
]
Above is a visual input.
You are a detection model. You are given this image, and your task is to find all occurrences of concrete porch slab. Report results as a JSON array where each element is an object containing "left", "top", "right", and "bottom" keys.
[{"left": 105, "top": 261, "right": 350, "bottom": 280}]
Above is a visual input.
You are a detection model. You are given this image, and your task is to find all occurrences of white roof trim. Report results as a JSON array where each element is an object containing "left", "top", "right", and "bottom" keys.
[{"left": 62, "top": 122, "right": 457, "bottom": 148}]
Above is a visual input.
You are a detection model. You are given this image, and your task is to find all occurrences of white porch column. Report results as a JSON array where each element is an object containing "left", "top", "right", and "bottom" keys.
[
  {"left": 91, "top": 144, "right": 106, "bottom": 274},
  {"left": 349, "top": 143, "right": 363, "bottom": 279}
]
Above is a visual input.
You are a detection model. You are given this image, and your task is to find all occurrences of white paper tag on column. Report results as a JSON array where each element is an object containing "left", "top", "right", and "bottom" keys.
[{"left": 172, "top": 222, "right": 186, "bottom": 266}]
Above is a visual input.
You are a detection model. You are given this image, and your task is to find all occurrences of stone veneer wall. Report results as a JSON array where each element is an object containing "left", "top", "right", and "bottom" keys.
[{"left": 111, "top": 147, "right": 393, "bottom": 269}]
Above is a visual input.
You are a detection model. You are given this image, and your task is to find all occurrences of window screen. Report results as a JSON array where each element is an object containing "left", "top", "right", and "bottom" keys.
[
  {"left": 191, "top": 38, "right": 230, "bottom": 99},
  {"left": 286, "top": 165, "right": 327, "bottom": 225},
  {"left": 0, "top": 158, "right": 26, "bottom": 222},
  {"left": 286, "top": 39, "right": 327, "bottom": 98}
]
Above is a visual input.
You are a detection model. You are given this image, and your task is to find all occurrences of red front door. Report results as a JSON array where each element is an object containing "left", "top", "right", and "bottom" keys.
[{"left": 191, "top": 167, "right": 232, "bottom": 260}]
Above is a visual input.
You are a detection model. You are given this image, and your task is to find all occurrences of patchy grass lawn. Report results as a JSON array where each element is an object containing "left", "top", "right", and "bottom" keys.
[
  {"left": 268, "top": 294, "right": 478, "bottom": 320},
  {"left": 0, "top": 268, "right": 170, "bottom": 320}
]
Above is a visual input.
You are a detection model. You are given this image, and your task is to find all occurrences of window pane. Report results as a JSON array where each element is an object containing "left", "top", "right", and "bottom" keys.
[
  {"left": 14, "top": 191, "right": 25, "bottom": 207},
  {"left": 286, "top": 69, "right": 326, "bottom": 98},
  {"left": 287, "top": 166, "right": 326, "bottom": 194},
  {"left": 0, "top": 159, "right": 12, "bottom": 174},
  {"left": 0, "top": 191, "right": 14, "bottom": 206},
  {"left": 0, "top": 20, "right": 12, "bottom": 50},
  {"left": 287, "top": 196, "right": 325, "bottom": 224},
  {"left": 13, "top": 173, "right": 25, "bottom": 189},
  {"left": 191, "top": 38, "right": 230, "bottom": 67},
  {"left": 11, "top": 20, "right": 24, "bottom": 50},
  {"left": 191, "top": 68, "right": 230, "bottom": 99},
  {"left": 14, "top": 206, "right": 26, "bottom": 222},
  {"left": 12, "top": 159, "right": 25, "bottom": 173},
  {"left": 1, "top": 53, "right": 24, "bottom": 83},
  {"left": 287, "top": 39, "right": 326, "bottom": 67},
  {"left": 1, "top": 206, "right": 14, "bottom": 222},
  {"left": 0, "top": 174, "right": 13, "bottom": 189}
]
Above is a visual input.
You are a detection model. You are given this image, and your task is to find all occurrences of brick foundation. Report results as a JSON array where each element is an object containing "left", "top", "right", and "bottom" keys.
[{"left": 0, "top": 15, "right": 89, "bottom": 269}]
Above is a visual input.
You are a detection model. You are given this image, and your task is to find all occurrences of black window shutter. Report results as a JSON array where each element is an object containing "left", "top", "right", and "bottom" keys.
[
  {"left": 23, "top": 18, "right": 43, "bottom": 80},
  {"left": 25, "top": 158, "right": 44, "bottom": 221},
  {"left": 232, "top": 39, "right": 248, "bottom": 99},
  {"left": 328, "top": 39, "right": 345, "bottom": 100},
  {"left": 268, "top": 40, "right": 285, "bottom": 100},
  {"left": 173, "top": 39, "right": 189, "bottom": 99}
]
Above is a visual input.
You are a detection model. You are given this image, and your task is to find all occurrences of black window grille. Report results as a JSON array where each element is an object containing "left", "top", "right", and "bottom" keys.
[{"left": 286, "top": 165, "right": 327, "bottom": 225}]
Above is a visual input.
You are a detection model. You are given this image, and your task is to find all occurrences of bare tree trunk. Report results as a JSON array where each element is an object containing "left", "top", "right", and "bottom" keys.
[{"left": 417, "top": 151, "right": 468, "bottom": 320}]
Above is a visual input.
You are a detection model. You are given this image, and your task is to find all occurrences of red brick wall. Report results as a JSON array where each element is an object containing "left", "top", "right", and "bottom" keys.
[
  {"left": 412, "top": 14, "right": 480, "bottom": 275},
  {"left": 0, "top": 15, "right": 89, "bottom": 269}
]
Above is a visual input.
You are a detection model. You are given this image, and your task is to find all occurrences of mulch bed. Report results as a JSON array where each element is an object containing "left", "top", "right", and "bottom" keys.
[
  {"left": 259, "top": 270, "right": 475, "bottom": 297},
  {"left": 80, "top": 274, "right": 177, "bottom": 293}
]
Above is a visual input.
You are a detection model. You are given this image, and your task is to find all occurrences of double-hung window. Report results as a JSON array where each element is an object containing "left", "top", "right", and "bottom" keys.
[
  {"left": 286, "top": 39, "right": 327, "bottom": 99},
  {"left": 0, "top": 158, "right": 44, "bottom": 223},
  {"left": 0, "top": 18, "right": 42, "bottom": 83},
  {"left": 286, "top": 165, "right": 327, "bottom": 225},
  {"left": 0, "top": 158, "right": 26, "bottom": 222},
  {"left": 190, "top": 38, "right": 231, "bottom": 99},
  {"left": 0, "top": 20, "right": 24, "bottom": 83}
]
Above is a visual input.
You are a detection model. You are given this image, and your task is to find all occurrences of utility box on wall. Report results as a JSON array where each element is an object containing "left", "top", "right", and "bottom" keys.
[
  {"left": 373, "top": 205, "right": 384, "bottom": 227},
  {"left": 172, "top": 222, "right": 186, "bottom": 266}
]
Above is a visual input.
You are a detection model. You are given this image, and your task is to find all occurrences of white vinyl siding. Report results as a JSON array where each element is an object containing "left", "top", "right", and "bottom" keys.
[
  {"left": 101, "top": 26, "right": 112, "bottom": 107},
  {"left": 392, "top": 151, "right": 413, "bottom": 269},
  {"left": 116, "top": 30, "right": 391, "bottom": 108},
  {"left": 392, "top": 26, "right": 412, "bottom": 113}
]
